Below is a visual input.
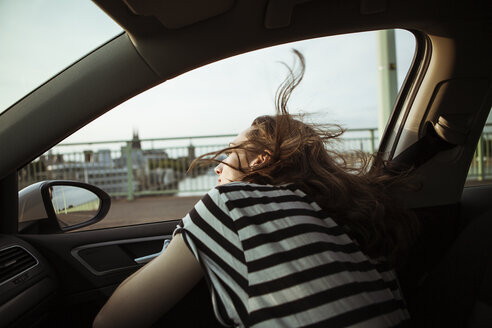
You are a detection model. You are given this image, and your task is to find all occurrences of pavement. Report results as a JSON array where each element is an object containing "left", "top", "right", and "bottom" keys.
[
  {"left": 86, "top": 194, "right": 203, "bottom": 230},
  {"left": 79, "top": 178, "right": 492, "bottom": 231}
]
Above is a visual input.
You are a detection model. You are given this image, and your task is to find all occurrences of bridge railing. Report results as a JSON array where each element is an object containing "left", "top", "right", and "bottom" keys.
[
  {"left": 18, "top": 126, "right": 492, "bottom": 198},
  {"left": 468, "top": 127, "right": 492, "bottom": 182}
]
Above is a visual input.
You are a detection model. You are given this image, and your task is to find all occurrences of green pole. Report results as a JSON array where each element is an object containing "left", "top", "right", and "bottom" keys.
[
  {"left": 477, "top": 136, "right": 484, "bottom": 181},
  {"left": 126, "top": 142, "right": 134, "bottom": 200},
  {"left": 486, "top": 133, "right": 490, "bottom": 178},
  {"left": 370, "top": 129, "right": 375, "bottom": 153},
  {"left": 377, "top": 30, "right": 398, "bottom": 139}
]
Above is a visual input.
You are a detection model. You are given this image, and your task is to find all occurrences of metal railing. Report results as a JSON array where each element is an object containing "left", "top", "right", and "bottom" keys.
[
  {"left": 18, "top": 129, "right": 378, "bottom": 198},
  {"left": 468, "top": 129, "right": 492, "bottom": 182},
  {"left": 18, "top": 126, "right": 492, "bottom": 199}
]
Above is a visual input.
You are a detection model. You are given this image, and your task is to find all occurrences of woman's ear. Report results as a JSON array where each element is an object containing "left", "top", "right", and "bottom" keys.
[{"left": 250, "top": 152, "right": 271, "bottom": 168}]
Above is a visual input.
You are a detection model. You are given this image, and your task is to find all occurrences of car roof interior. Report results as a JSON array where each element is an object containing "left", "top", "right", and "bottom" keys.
[{"left": 1, "top": 0, "right": 491, "bottom": 326}]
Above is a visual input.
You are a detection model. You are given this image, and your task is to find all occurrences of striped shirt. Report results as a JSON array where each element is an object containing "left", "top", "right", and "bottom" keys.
[{"left": 178, "top": 182, "right": 409, "bottom": 327}]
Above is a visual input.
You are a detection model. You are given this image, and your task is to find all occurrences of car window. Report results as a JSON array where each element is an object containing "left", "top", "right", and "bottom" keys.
[
  {"left": 466, "top": 115, "right": 492, "bottom": 186},
  {"left": 18, "top": 30, "right": 416, "bottom": 232},
  {"left": 0, "top": 0, "right": 122, "bottom": 113}
]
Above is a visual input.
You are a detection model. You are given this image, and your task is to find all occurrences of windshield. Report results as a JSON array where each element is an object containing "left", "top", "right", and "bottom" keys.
[{"left": 0, "top": 0, "right": 122, "bottom": 113}]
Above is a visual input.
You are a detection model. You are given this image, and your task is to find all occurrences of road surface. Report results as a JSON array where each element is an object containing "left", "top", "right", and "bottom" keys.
[{"left": 83, "top": 195, "right": 203, "bottom": 230}]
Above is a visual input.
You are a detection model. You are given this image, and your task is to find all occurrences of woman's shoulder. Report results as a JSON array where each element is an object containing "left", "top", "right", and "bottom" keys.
[
  {"left": 215, "top": 181, "right": 300, "bottom": 195},
  {"left": 211, "top": 182, "right": 309, "bottom": 207}
]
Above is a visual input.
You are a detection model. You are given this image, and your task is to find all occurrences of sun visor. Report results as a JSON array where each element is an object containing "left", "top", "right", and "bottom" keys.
[{"left": 122, "top": 0, "right": 235, "bottom": 29}]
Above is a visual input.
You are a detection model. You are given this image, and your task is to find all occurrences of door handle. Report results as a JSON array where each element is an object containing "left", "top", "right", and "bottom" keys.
[{"left": 134, "top": 239, "right": 170, "bottom": 264}]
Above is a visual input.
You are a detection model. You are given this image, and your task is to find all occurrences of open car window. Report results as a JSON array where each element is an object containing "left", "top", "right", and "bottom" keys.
[
  {"left": 18, "top": 30, "right": 417, "bottom": 232},
  {"left": 466, "top": 116, "right": 492, "bottom": 185}
]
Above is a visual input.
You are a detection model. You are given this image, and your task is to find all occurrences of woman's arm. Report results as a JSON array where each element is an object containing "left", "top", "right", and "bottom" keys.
[{"left": 93, "top": 233, "right": 203, "bottom": 328}]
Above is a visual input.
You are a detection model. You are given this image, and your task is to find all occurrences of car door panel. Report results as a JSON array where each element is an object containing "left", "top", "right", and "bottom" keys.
[
  {"left": 11, "top": 219, "right": 221, "bottom": 327},
  {"left": 19, "top": 220, "right": 178, "bottom": 291},
  {"left": 72, "top": 236, "right": 170, "bottom": 277}
]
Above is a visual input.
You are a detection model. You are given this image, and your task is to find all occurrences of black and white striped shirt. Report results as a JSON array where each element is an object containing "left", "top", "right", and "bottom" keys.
[{"left": 179, "top": 182, "right": 409, "bottom": 327}]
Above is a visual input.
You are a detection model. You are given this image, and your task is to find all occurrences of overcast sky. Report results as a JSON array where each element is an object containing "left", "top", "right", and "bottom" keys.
[{"left": 1, "top": 0, "right": 416, "bottom": 147}]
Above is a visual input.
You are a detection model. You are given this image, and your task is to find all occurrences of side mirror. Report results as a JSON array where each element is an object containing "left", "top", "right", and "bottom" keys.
[{"left": 19, "top": 180, "right": 111, "bottom": 233}]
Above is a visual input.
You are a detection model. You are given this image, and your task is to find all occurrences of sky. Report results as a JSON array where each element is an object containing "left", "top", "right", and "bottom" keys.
[{"left": 1, "top": 0, "right": 416, "bottom": 148}]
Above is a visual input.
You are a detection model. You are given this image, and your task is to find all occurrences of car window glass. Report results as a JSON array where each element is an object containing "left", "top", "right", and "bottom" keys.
[
  {"left": 466, "top": 113, "right": 492, "bottom": 186},
  {"left": 0, "top": 0, "right": 122, "bottom": 113},
  {"left": 18, "top": 30, "right": 416, "bottom": 232}
]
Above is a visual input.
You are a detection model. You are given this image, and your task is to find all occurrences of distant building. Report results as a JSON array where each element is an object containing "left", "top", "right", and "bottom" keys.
[
  {"left": 142, "top": 149, "right": 169, "bottom": 162},
  {"left": 46, "top": 161, "right": 137, "bottom": 194},
  {"left": 43, "top": 131, "right": 177, "bottom": 195},
  {"left": 188, "top": 144, "right": 195, "bottom": 161},
  {"left": 41, "top": 150, "right": 64, "bottom": 166},
  {"left": 131, "top": 129, "right": 141, "bottom": 149}
]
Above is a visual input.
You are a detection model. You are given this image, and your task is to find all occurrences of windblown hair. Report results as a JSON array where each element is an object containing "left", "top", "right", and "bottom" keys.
[{"left": 191, "top": 50, "right": 418, "bottom": 266}]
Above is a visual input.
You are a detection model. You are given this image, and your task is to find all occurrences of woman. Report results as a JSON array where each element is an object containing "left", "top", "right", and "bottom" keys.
[{"left": 94, "top": 51, "right": 417, "bottom": 328}]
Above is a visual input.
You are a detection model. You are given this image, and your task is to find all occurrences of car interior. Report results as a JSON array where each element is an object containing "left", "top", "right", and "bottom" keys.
[{"left": 1, "top": 0, "right": 492, "bottom": 327}]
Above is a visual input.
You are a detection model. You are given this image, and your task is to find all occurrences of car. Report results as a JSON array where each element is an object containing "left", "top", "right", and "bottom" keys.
[{"left": 1, "top": 0, "right": 491, "bottom": 327}]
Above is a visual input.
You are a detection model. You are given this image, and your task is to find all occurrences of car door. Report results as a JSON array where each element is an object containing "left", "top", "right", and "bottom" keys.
[{"left": 17, "top": 216, "right": 216, "bottom": 327}]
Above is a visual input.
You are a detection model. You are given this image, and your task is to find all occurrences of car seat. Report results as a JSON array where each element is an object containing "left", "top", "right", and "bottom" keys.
[{"left": 409, "top": 185, "right": 492, "bottom": 327}]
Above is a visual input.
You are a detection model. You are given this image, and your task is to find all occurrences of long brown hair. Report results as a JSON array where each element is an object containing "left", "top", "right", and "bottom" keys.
[{"left": 190, "top": 50, "right": 418, "bottom": 266}]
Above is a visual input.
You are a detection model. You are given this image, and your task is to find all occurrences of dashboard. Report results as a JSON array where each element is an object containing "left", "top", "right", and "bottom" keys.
[{"left": 0, "top": 235, "right": 57, "bottom": 327}]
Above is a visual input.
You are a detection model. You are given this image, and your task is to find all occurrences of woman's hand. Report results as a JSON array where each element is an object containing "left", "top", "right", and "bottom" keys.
[{"left": 93, "top": 233, "right": 203, "bottom": 328}]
